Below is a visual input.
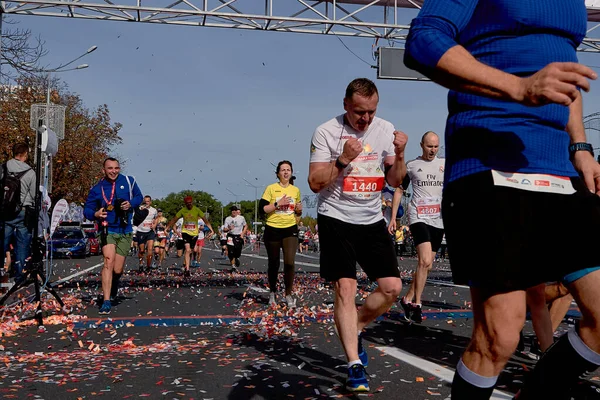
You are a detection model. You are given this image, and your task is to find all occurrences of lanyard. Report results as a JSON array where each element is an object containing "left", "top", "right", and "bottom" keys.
[{"left": 101, "top": 180, "right": 116, "bottom": 211}]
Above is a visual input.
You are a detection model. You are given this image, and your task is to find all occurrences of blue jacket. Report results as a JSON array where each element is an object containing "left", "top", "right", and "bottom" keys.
[{"left": 84, "top": 174, "right": 143, "bottom": 234}]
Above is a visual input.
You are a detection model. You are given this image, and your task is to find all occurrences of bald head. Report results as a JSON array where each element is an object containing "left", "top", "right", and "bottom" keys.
[{"left": 420, "top": 131, "right": 439, "bottom": 161}]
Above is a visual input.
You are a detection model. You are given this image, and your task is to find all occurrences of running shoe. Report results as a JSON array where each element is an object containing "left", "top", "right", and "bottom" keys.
[
  {"left": 399, "top": 297, "right": 412, "bottom": 322},
  {"left": 269, "top": 292, "right": 277, "bottom": 307},
  {"left": 358, "top": 333, "right": 368, "bottom": 367},
  {"left": 235, "top": 258, "right": 240, "bottom": 268},
  {"left": 285, "top": 294, "right": 296, "bottom": 308},
  {"left": 346, "top": 364, "right": 369, "bottom": 392},
  {"left": 411, "top": 304, "right": 423, "bottom": 323},
  {"left": 99, "top": 300, "right": 111, "bottom": 315},
  {"left": 183, "top": 269, "right": 191, "bottom": 278}
]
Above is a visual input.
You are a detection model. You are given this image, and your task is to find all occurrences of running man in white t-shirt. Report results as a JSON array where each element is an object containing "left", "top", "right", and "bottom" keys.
[
  {"left": 389, "top": 131, "right": 444, "bottom": 323},
  {"left": 135, "top": 195, "right": 158, "bottom": 273},
  {"left": 308, "top": 78, "right": 408, "bottom": 393}
]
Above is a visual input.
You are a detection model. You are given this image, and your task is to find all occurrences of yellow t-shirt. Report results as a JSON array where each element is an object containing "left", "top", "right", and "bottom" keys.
[
  {"left": 262, "top": 183, "right": 301, "bottom": 229},
  {"left": 175, "top": 206, "right": 204, "bottom": 236}
]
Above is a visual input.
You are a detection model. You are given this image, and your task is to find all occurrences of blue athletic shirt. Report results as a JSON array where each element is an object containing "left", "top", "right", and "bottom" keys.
[
  {"left": 404, "top": 0, "right": 587, "bottom": 183},
  {"left": 83, "top": 174, "right": 143, "bottom": 234}
]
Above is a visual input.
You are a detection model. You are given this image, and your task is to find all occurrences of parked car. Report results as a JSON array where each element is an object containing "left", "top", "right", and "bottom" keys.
[
  {"left": 49, "top": 227, "right": 90, "bottom": 258},
  {"left": 85, "top": 230, "right": 100, "bottom": 255},
  {"left": 81, "top": 223, "right": 100, "bottom": 255}
]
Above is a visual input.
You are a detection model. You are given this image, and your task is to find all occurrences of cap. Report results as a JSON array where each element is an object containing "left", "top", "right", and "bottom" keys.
[
  {"left": 184, "top": 196, "right": 193, "bottom": 202},
  {"left": 230, "top": 205, "right": 239, "bottom": 211}
]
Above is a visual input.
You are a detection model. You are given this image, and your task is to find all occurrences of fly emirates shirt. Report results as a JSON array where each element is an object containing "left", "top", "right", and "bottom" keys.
[
  {"left": 402, "top": 156, "right": 445, "bottom": 229},
  {"left": 310, "top": 115, "right": 396, "bottom": 225}
]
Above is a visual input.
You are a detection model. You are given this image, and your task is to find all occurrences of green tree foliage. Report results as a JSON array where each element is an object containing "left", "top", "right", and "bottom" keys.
[
  {"left": 298, "top": 216, "right": 317, "bottom": 231},
  {"left": 0, "top": 76, "right": 122, "bottom": 203}
]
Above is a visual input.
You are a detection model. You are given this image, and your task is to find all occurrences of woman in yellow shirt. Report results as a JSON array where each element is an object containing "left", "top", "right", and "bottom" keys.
[{"left": 259, "top": 160, "right": 303, "bottom": 308}]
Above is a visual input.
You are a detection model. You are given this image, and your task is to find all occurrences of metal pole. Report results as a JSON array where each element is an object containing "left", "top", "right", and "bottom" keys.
[
  {"left": 0, "top": 10, "right": 3, "bottom": 83},
  {"left": 46, "top": 72, "right": 51, "bottom": 125},
  {"left": 254, "top": 187, "right": 257, "bottom": 236}
]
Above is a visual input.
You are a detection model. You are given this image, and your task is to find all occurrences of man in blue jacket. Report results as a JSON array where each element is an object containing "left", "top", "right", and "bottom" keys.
[{"left": 84, "top": 157, "right": 143, "bottom": 314}]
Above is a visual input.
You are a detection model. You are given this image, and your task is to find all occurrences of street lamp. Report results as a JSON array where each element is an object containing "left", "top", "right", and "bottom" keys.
[
  {"left": 226, "top": 188, "right": 240, "bottom": 207},
  {"left": 41, "top": 46, "right": 97, "bottom": 127},
  {"left": 243, "top": 178, "right": 262, "bottom": 236}
]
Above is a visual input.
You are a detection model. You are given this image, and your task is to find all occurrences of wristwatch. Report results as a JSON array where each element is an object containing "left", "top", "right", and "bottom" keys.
[
  {"left": 335, "top": 157, "right": 349, "bottom": 169},
  {"left": 569, "top": 142, "right": 594, "bottom": 160}
]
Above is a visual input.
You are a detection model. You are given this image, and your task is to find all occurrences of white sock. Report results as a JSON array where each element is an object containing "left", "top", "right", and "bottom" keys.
[{"left": 348, "top": 359, "right": 362, "bottom": 368}]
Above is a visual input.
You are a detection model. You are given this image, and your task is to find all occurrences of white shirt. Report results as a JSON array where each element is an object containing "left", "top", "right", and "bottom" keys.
[
  {"left": 197, "top": 219, "right": 206, "bottom": 240},
  {"left": 137, "top": 206, "right": 157, "bottom": 233},
  {"left": 174, "top": 218, "right": 183, "bottom": 239},
  {"left": 310, "top": 115, "right": 396, "bottom": 224},
  {"left": 224, "top": 215, "right": 246, "bottom": 235},
  {"left": 403, "top": 156, "right": 445, "bottom": 229}
]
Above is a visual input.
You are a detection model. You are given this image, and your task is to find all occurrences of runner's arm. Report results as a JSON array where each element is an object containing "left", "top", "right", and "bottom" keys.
[
  {"left": 404, "top": 1, "right": 595, "bottom": 105},
  {"left": 384, "top": 154, "right": 407, "bottom": 188},
  {"left": 308, "top": 161, "right": 344, "bottom": 193},
  {"left": 165, "top": 216, "right": 178, "bottom": 231},
  {"left": 391, "top": 187, "right": 404, "bottom": 221},
  {"left": 202, "top": 216, "right": 214, "bottom": 238},
  {"left": 567, "top": 95, "right": 600, "bottom": 194}
]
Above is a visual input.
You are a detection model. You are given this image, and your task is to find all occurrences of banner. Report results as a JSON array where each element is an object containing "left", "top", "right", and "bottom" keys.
[{"left": 50, "top": 199, "right": 69, "bottom": 236}]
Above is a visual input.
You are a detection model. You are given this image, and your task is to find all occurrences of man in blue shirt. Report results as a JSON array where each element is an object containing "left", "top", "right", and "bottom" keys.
[
  {"left": 405, "top": 1, "right": 600, "bottom": 399},
  {"left": 84, "top": 157, "right": 143, "bottom": 314}
]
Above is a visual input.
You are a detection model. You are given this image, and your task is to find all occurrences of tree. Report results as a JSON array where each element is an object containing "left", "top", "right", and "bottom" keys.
[
  {"left": 0, "top": 18, "right": 47, "bottom": 85},
  {"left": 0, "top": 76, "right": 122, "bottom": 203}
]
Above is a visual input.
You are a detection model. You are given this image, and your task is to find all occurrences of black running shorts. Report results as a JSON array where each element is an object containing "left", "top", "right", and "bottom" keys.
[
  {"left": 176, "top": 239, "right": 185, "bottom": 251},
  {"left": 409, "top": 222, "right": 444, "bottom": 253},
  {"left": 181, "top": 233, "right": 197, "bottom": 247},
  {"left": 443, "top": 171, "right": 600, "bottom": 292},
  {"left": 135, "top": 229, "right": 156, "bottom": 244},
  {"left": 318, "top": 213, "right": 399, "bottom": 282}
]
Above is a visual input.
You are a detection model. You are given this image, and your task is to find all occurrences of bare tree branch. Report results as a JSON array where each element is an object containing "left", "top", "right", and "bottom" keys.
[{"left": 0, "top": 17, "right": 48, "bottom": 84}]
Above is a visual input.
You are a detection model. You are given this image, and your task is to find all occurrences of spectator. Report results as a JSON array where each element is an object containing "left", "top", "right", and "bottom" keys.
[{"left": 1, "top": 143, "right": 36, "bottom": 284}]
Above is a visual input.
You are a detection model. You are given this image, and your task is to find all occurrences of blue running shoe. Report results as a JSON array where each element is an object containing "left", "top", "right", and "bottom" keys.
[
  {"left": 346, "top": 364, "right": 369, "bottom": 392},
  {"left": 358, "top": 333, "right": 368, "bottom": 367},
  {"left": 99, "top": 300, "right": 111, "bottom": 315}
]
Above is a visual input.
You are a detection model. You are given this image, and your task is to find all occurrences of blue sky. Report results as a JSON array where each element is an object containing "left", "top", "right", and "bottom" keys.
[{"left": 7, "top": 8, "right": 600, "bottom": 215}]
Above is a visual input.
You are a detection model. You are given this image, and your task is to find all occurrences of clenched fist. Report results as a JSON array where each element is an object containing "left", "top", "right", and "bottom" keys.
[
  {"left": 393, "top": 130, "right": 408, "bottom": 156},
  {"left": 339, "top": 138, "right": 363, "bottom": 165}
]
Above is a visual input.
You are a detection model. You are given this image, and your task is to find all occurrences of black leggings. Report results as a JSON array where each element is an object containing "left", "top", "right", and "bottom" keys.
[{"left": 263, "top": 225, "right": 298, "bottom": 295}]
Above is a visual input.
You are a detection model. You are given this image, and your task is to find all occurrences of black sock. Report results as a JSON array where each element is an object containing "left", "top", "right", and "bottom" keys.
[
  {"left": 111, "top": 272, "right": 122, "bottom": 298},
  {"left": 517, "top": 328, "right": 600, "bottom": 399},
  {"left": 451, "top": 359, "right": 496, "bottom": 400}
]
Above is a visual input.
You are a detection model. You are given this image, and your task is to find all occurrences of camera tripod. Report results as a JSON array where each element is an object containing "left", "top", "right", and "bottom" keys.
[{"left": 0, "top": 126, "right": 65, "bottom": 327}]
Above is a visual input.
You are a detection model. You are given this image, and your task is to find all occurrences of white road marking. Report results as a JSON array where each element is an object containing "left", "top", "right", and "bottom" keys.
[
  {"left": 204, "top": 247, "right": 320, "bottom": 269},
  {"left": 51, "top": 261, "right": 104, "bottom": 286},
  {"left": 376, "top": 346, "right": 513, "bottom": 399}
]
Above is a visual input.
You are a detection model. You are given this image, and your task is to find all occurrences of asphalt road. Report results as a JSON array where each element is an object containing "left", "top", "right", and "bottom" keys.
[{"left": 0, "top": 245, "right": 598, "bottom": 400}]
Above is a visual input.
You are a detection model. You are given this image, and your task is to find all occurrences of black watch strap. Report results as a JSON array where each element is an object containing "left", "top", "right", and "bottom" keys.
[
  {"left": 335, "top": 157, "right": 349, "bottom": 169},
  {"left": 569, "top": 142, "right": 594, "bottom": 158}
]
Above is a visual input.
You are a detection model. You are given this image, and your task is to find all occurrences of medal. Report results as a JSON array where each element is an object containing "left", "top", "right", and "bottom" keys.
[{"left": 101, "top": 179, "right": 116, "bottom": 212}]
